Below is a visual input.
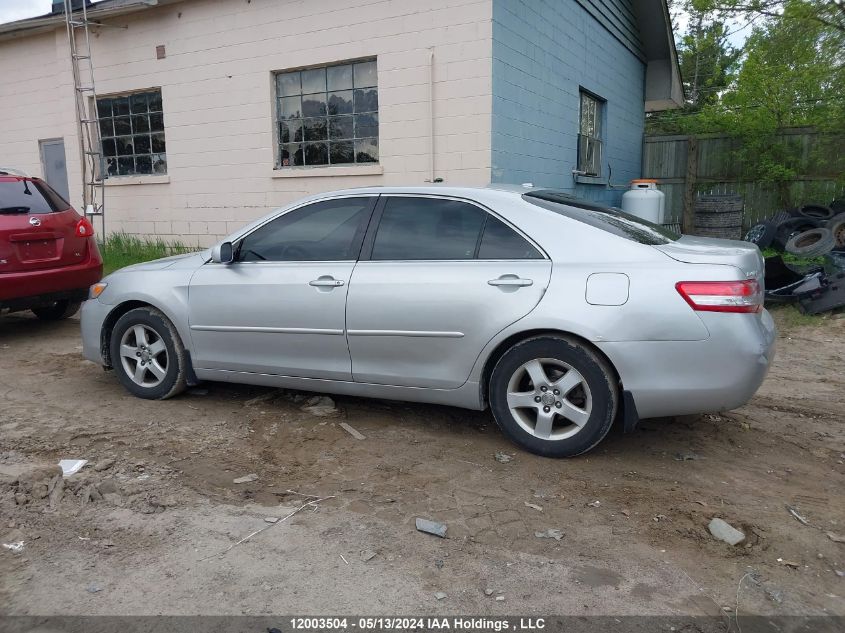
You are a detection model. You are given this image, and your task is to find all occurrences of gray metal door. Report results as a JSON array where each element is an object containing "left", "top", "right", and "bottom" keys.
[{"left": 39, "top": 139, "right": 70, "bottom": 201}]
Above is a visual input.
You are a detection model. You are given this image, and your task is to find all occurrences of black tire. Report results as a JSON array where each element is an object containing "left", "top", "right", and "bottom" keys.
[
  {"left": 109, "top": 307, "right": 187, "bottom": 400},
  {"left": 785, "top": 228, "right": 836, "bottom": 257},
  {"left": 826, "top": 212, "right": 845, "bottom": 248},
  {"left": 31, "top": 300, "right": 81, "bottom": 321},
  {"left": 795, "top": 204, "right": 835, "bottom": 221},
  {"left": 743, "top": 221, "right": 777, "bottom": 248},
  {"left": 694, "top": 225, "right": 743, "bottom": 240},
  {"left": 488, "top": 336, "right": 618, "bottom": 458},
  {"left": 773, "top": 217, "right": 822, "bottom": 250},
  {"left": 695, "top": 210, "right": 744, "bottom": 228}
]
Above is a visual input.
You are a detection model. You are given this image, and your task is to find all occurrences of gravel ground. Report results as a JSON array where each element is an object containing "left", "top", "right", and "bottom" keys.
[{"left": 0, "top": 309, "right": 843, "bottom": 617}]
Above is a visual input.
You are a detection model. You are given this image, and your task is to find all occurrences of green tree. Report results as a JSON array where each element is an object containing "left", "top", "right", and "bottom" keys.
[{"left": 679, "top": 11, "right": 740, "bottom": 107}]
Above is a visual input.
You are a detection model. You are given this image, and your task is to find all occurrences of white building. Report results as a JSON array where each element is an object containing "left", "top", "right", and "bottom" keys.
[{"left": 0, "top": 0, "right": 680, "bottom": 246}]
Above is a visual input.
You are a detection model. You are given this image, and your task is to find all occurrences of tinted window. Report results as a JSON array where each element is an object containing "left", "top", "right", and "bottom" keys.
[
  {"left": 523, "top": 190, "right": 679, "bottom": 245},
  {"left": 238, "top": 197, "right": 372, "bottom": 262},
  {"left": 371, "top": 197, "right": 485, "bottom": 260},
  {"left": 0, "top": 179, "right": 68, "bottom": 214},
  {"left": 479, "top": 216, "right": 542, "bottom": 259}
]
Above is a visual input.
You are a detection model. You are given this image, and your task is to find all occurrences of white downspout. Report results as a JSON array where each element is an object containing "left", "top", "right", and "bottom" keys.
[{"left": 428, "top": 47, "right": 435, "bottom": 182}]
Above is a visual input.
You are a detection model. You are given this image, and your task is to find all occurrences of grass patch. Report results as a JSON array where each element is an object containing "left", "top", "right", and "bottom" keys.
[
  {"left": 761, "top": 247, "right": 827, "bottom": 267},
  {"left": 766, "top": 303, "right": 837, "bottom": 329},
  {"left": 100, "top": 232, "right": 196, "bottom": 275}
]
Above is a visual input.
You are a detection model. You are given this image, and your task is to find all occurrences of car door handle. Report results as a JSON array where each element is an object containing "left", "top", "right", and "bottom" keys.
[
  {"left": 309, "top": 277, "right": 345, "bottom": 287},
  {"left": 488, "top": 276, "right": 533, "bottom": 287}
]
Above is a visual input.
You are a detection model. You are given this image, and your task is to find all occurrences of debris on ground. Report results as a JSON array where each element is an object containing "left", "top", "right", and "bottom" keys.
[
  {"left": 339, "top": 422, "right": 366, "bottom": 440},
  {"left": 360, "top": 550, "right": 377, "bottom": 562},
  {"left": 2, "top": 541, "right": 24, "bottom": 553},
  {"left": 673, "top": 452, "right": 702, "bottom": 461},
  {"left": 264, "top": 517, "right": 279, "bottom": 524},
  {"left": 826, "top": 531, "right": 845, "bottom": 543},
  {"left": 415, "top": 517, "right": 447, "bottom": 538},
  {"left": 708, "top": 518, "right": 746, "bottom": 546},
  {"left": 232, "top": 473, "right": 259, "bottom": 484},
  {"left": 835, "top": 570, "right": 844, "bottom": 578},
  {"left": 535, "top": 529, "right": 564, "bottom": 540},
  {"left": 58, "top": 459, "right": 88, "bottom": 477},
  {"left": 434, "top": 592, "right": 447, "bottom": 600},
  {"left": 244, "top": 390, "right": 281, "bottom": 407},
  {"left": 587, "top": 500, "right": 601, "bottom": 508},
  {"left": 86, "top": 585, "right": 102, "bottom": 594},
  {"left": 495, "top": 595, "right": 505, "bottom": 601},
  {"left": 765, "top": 587, "right": 784, "bottom": 604},
  {"left": 777, "top": 558, "right": 800, "bottom": 568},
  {"left": 93, "top": 459, "right": 115, "bottom": 472},
  {"left": 524, "top": 501, "right": 543, "bottom": 512},
  {"left": 494, "top": 451, "right": 513, "bottom": 463},
  {"left": 786, "top": 504, "right": 810, "bottom": 526},
  {"left": 484, "top": 589, "right": 494, "bottom": 596},
  {"left": 300, "top": 396, "right": 337, "bottom": 417}
]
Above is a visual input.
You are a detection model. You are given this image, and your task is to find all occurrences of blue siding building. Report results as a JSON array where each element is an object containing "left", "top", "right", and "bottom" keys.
[{"left": 491, "top": 0, "right": 682, "bottom": 205}]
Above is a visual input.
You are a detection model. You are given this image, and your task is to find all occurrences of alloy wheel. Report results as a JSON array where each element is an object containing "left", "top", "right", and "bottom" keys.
[
  {"left": 119, "top": 324, "right": 169, "bottom": 387},
  {"left": 506, "top": 358, "right": 592, "bottom": 441}
]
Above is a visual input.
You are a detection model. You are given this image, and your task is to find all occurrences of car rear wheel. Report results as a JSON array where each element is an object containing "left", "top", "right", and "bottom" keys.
[
  {"left": 31, "top": 300, "right": 81, "bottom": 321},
  {"left": 110, "top": 307, "right": 187, "bottom": 400},
  {"left": 489, "top": 336, "right": 618, "bottom": 457}
]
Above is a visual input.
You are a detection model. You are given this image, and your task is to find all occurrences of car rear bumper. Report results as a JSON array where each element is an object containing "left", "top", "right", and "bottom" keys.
[
  {"left": 597, "top": 309, "right": 776, "bottom": 419},
  {"left": 0, "top": 257, "right": 102, "bottom": 304}
]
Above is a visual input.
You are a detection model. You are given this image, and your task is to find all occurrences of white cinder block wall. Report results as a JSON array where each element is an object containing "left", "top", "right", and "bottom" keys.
[{"left": 0, "top": 0, "right": 493, "bottom": 246}]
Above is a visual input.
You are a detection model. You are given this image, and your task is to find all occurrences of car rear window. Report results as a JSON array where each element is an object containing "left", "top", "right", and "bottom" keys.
[
  {"left": 0, "top": 179, "right": 70, "bottom": 215},
  {"left": 523, "top": 190, "right": 679, "bottom": 245}
]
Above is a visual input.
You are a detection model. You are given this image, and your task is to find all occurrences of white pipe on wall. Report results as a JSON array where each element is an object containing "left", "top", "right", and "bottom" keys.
[{"left": 428, "top": 47, "right": 435, "bottom": 182}]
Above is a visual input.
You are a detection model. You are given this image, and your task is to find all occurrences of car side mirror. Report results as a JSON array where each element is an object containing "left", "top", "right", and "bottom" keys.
[{"left": 211, "top": 241, "right": 234, "bottom": 264}]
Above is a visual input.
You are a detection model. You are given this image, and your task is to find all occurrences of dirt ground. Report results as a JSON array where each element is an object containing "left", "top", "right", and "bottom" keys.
[{"left": 0, "top": 309, "right": 843, "bottom": 618}]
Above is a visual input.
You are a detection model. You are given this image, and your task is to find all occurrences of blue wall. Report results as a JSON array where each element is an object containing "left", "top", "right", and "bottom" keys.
[{"left": 491, "top": 0, "right": 646, "bottom": 205}]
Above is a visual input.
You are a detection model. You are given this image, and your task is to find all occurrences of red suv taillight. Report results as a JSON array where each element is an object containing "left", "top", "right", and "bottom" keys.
[
  {"left": 675, "top": 279, "right": 763, "bottom": 314},
  {"left": 76, "top": 217, "right": 95, "bottom": 237}
]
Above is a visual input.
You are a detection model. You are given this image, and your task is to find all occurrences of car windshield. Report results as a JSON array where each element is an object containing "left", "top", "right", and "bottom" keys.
[
  {"left": 0, "top": 179, "right": 69, "bottom": 214},
  {"left": 523, "top": 189, "right": 679, "bottom": 245}
]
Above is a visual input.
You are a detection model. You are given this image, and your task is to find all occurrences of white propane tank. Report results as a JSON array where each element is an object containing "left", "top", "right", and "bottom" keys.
[{"left": 621, "top": 179, "right": 665, "bottom": 224}]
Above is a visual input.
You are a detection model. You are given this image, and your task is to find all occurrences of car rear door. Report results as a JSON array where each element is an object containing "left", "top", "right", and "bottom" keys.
[
  {"left": 345, "top": 195, "right": 552, "bottom": 389},
  {"left": 0, "top": 177, "right": 87, "bottom": 273},
  {"left": 187, "top": 196, "right": 377, "bottom": 380}
]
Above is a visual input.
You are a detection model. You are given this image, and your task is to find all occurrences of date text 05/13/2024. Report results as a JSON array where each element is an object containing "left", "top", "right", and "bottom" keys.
[{"left": 287, "top": 617, "right": 547, "bottom": 631}]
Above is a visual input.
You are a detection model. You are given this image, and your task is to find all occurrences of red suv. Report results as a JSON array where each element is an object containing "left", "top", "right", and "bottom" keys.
[{"left": 0, "top": 169, "right": 102, "bottom": 320}]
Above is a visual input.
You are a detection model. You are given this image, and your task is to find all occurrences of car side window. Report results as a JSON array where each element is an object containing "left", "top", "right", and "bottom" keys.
[
  {"left": 371, "top": 197, "right": 486, "bottom": 260},
  {"left": 237, "top": 197, "right": 372, "bottom": 262},
  {"left": 478, "top": 216, "right": 543, "bottom": 259}
]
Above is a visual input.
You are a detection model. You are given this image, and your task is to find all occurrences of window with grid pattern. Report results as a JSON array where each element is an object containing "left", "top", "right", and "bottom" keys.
[
  {"left": 577, "top": 91, "right": 603, "bottom": 177},
  {"left": 275, "top": 60, "right": 378, "bottom": 168},
  {"left": 97, "top": 89, "right": 166, "bottom": 177}
]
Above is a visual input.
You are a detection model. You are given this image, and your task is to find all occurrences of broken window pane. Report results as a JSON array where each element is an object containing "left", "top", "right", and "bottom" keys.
[{"left": 275, "top": 60, "right": 378, "bottom": 168}]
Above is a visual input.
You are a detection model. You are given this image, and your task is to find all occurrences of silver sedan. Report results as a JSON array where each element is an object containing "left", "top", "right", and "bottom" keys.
[{"left": 81, "top": 187, "right": 776, "bottom": 457}]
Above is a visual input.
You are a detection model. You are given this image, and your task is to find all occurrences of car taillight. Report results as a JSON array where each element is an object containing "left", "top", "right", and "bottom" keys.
[
  {"left": 675, "top": 279, "right": 763, "bottom": 313},
  {"left": 76, "top": 217, "right": 95, "bottom": 237}
]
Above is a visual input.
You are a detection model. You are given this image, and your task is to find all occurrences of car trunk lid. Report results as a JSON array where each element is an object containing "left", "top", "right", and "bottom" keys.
[{"left": 653, "top": 235, "right": 764, "bottom": 284}]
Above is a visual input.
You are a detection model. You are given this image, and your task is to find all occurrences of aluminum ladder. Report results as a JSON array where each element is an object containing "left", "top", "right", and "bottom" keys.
[{"left": 63, "top": 0, "right": 105, "bottom": 236}]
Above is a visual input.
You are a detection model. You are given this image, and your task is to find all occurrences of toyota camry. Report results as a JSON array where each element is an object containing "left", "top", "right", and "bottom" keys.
[{"left": 81, "top": 187, "right": 775, "bottom": 457}]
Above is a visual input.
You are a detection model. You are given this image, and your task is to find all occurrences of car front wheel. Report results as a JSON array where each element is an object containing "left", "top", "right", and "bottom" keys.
[
  {"left": 109, "top": 307, "right": 187, "bottom": 400},
  {"left": 489, "top": 336, "right": 618, "bottom": 457}
]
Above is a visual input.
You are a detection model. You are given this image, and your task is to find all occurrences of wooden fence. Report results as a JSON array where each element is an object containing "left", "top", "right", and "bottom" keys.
[{"left": 642, "top": 128, "right": 845, "bottom": 232}]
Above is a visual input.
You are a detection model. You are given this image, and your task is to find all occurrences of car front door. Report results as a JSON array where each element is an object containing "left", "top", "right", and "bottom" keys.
[
  {"left": 187, "top": 196, "right": 376, "bottom": 380},
  {"left": 345, "top": 195, "right": 552, "bottom": 389}
]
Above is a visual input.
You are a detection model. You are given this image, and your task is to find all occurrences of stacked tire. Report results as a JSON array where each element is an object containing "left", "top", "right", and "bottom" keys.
[
  {"left": 693, "top": 194, "right": 744, "bottom": 240},
  {"left": 743, "top": 202, "right": 843, "bottom": 256}
]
